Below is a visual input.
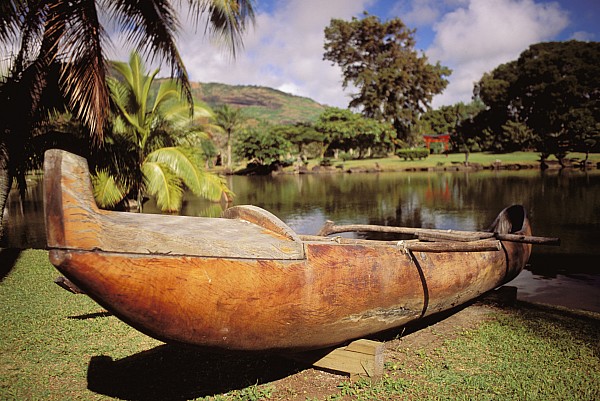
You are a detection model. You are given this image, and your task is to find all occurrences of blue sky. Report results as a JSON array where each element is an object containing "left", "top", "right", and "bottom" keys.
[{"left": 169, "top": 0, "right": 600, "bottom": 108}]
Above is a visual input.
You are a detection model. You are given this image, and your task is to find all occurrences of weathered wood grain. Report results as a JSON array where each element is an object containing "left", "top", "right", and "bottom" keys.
[{"left": 44, "top": 150, "right": 304, "bottom": 260}]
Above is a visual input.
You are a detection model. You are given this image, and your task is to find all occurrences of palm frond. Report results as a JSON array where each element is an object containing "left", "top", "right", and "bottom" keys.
[
  {"left": 152, "top": 79, "right": 181, "bottom": 115},
  {"left": 91, "top": 169, "right": 129, "bottom": 208},
  {"left": 141, "top": 160, "right": 183, "bottom": 212},
  {"left": 146, "top": 147, "right": 230, "bottom": 202},
  {"left": 108, "top": 77, "right": 147, "bottom": 140},
  {"left": 186, "top": 0, "right": 255, "bottom": 57},
  {"left": 53, "top": 0, "right": 110, "bottom": 140},
  {"left": 104, "top": 0, "right": 193, "bottom": 106},
  {"left": 4, "top": 1, "right": 46, "bottom": 76},
  {"left": 0, "top": 1, "right": 27, "bottom": 53},
  {"left": 111, "top": 60, "right": 134, "bottom": 91}
]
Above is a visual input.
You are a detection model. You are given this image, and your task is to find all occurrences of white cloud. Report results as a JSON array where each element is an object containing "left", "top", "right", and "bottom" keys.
[
  {"left": 427, "top": 0, "right": 570, "bottom": 106},
  {"left": 390, "top": 0, "right": 449, "bottom": 27},
  {"left": 173, "top": 0, "right": 375, "bottom": 107},
  {"left": 570, "top": 31, "right": 595, "bottom": 41},
  {"left": 102, "top": 0, "right": 573, "bottom": 111}
]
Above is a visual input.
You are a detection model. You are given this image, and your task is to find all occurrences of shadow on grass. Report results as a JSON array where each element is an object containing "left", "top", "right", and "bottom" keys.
[
  {"left": 68, "top": 311, "right": 112, "bottom": 320},
  {"left": 87, "top": 344, "right": 307, "bottom": 400},
  {"left": 85, "top": 289, "right": 600, "bottom": 400},
  {"left": 511, "top": 300, "right": 600, "bottom": 355},
  {"left": 0, "top": 248, "right": 21, "bottom": 281},
  {"left": 85, "top": 305, "right": 478, "bottom": 400}
]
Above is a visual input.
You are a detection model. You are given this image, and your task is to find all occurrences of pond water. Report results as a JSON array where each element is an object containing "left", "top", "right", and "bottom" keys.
[{"left": 3, "top": 168, "right": 599, "bottom": 312}]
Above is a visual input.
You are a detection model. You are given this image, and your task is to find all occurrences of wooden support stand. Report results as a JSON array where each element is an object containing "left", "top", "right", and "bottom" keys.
[{"left": 286, "top": 339, "right": 385, "bottom": 379}]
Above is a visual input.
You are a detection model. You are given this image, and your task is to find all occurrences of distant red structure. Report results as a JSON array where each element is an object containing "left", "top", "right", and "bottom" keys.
[{"left": 423, "top": 134, "right": 450, "bottom": 151}]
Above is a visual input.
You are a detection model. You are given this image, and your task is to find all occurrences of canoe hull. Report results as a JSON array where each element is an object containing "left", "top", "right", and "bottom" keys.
[
  {"left": 50, "top": 238, "right": 529, "bottom": 351},
  {"left": 44, "top": 149, "right": 532, "bottom": 351}
]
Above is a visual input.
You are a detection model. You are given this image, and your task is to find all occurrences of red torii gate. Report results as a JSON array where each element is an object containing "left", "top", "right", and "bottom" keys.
[{"left": 423, "top": 134, "right": 450, "bottom": 151}]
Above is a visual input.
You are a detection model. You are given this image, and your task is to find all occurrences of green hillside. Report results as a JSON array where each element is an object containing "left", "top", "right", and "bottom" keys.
[{"left": 189, "top": 82, "right": 326, "bottom": 125}]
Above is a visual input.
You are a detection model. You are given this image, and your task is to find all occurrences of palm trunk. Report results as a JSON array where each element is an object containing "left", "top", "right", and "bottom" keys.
[
  {"left": 227, "top": 131, "right": 232, "bottom": 170},
  {"left": 0, "top": 143, "right": 12, "bottom": 240}
]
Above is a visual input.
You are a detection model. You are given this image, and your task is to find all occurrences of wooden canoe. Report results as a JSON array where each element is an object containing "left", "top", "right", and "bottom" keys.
[{"left": 44, "top": 149, "right": 533, "bottom": 352}]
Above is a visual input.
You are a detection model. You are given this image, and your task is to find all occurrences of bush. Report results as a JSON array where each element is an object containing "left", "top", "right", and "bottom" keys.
[
  {"left": 396, "top": 147, "right": 429, "bottom": 160},
  {"left": 338, "top": 151, "right": 354, "bottom": 161}
]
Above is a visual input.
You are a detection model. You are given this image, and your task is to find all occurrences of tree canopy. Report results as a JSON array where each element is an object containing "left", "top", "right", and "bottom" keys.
[
  {"left": 234, "top": 124, "right": 292, "bottom": 172},
  {"left": 475, "top": 41, "right": 600, "bottom": 158},
  {"left": 323, "top": 13, "right": 451, "bottom": 143},
  {"left": 315, "top": 107, "right": 396, "bottom": 158},
  {"left": 0, "top": 0, "right": 254, "bottom": 235}
]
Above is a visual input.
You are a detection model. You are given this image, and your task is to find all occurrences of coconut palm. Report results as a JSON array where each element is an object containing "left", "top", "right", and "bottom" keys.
[
  {"left": 213, "top": 104, "right": 247, "bottom": 170},
  {"left": 95, "top": 51, "right": 229, "bottom": 212},
  {"left": 0, "top": 0, "right": 254, "bottom": 235}
]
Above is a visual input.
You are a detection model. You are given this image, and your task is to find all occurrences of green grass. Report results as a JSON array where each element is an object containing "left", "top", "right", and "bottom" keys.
[
  {"left": 278, "top": 151, "right": 600, "bottom": 174},
  {"left": 312, "top": 304, "right": 600, "bottom": 401},
  {"left": 209, "top": 151, "right": 600, "bottom": 175},
  {"left": 0, "top": 249, "right": 161, "bottom": 400},
  {"left": 386, "top": 305, "right": 600, "bottom": 400},
  {"left": 2, "top": 250, "right": 599, "bottom": 400}
]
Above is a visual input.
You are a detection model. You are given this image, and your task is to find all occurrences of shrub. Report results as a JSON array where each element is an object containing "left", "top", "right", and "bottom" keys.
[
  {"left": 338, "top": 151, "right": 354, "bottom": 161},
  {"left": 396, "top": 147, "right": 429, "bottom": 160}
]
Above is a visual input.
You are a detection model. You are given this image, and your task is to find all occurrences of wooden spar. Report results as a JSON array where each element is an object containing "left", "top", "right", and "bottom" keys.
[
  {"left": 493, "top": 232, "right": 560, "bottom": 245},
  {"left": 298, "top": 235, "right": 501, "bottom": 252},
  {"left": 316, "top": 221, "right": 560, "bottom": 246}
]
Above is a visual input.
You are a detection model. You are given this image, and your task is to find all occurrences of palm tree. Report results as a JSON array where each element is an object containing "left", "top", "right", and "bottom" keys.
[
  {"left": 213, "top": 104, "right": 247, "bottom": 170},
  {"left": 95, "top": 51, "right": 229, "bottom": 212},
  {"left": 0, "top": 0, "right": 254, "bottom": 235}
]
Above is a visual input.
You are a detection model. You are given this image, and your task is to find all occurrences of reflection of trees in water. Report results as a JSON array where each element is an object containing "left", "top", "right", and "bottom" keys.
[{"left": 228, "top": 170, "right": 600, "bottom": 254}]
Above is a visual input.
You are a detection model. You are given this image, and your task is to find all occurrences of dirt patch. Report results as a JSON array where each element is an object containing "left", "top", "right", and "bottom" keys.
[{"left": 265, "top": 301, "right": 502, "bottom": 400}]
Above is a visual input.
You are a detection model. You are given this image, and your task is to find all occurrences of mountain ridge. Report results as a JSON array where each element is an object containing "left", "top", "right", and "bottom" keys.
[{"left": 189, "top": 81, "right": 327, "bottom": 125}]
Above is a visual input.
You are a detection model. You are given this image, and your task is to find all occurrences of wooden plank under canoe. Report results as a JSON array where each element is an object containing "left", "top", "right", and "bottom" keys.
[{"left": 44, "top": 149, "right": 533, "bottom": 352}]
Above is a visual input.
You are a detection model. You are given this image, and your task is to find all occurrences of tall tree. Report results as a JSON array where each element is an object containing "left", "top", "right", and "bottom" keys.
[
  {"left": 234, "top": 124, "right": 292, "bottom": 173},
  {"left": 98, "top": 51, "right": 229, "bottom": 212},
  {"left": 315, "top": 107, "right": 395, "bottom": 158},
  {"left": 0, "top": 0, "right": 254, "bottom": 235},
  {"left": 323, "top": 13, "right": 451, "bottom": 143},
  {"left": 475, "top": 41, "right": 600, "bottom": 161},
  {"left": 273, "top": 123, "right": 325, "bottom": 159},
  {"left": 419, "top": 101, "right": 485, "bottom": 153},
  {"left": 212, "top": 104, "right": 246, "bottom": 170}
]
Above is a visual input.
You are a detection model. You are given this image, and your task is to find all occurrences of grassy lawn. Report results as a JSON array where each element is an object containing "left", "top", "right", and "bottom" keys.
[
  {"left": 208, "top": 151, "right": 600, "bottom": 175},
  {"left": 1, "top": 249, "right": 599, "bottom": 400},
  {"left": 258, "top": 151, "right": 598, "bottom": 174},
  {"left": 325, "top": 151, "right": 600, "bottom": 171}
]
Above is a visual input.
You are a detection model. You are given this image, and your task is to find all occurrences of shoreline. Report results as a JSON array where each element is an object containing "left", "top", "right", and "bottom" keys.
[{"left": 209, "top": 152, "right": 600, "bottom": 176}]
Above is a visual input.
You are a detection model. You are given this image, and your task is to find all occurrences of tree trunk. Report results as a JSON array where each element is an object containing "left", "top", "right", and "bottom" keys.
[
  {"left": 539, "top": 152, "right": 549, "bottom": 170},
  {"left": 226, "top": 131, "right": 232, "bottom": 170},
  {"left": 0, "top": 142, "right": 12, "bottom": 239}
]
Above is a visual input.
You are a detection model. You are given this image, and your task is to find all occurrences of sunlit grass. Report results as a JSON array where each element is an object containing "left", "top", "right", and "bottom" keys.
[
  {"left": 286, "top": 151, "right": 600, "bottom": 173},
  {"left": 0, "top": 249, "right": 161, "bottom": 400}
]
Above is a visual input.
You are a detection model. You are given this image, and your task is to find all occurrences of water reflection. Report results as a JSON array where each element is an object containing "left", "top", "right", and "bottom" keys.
[{"left": 3, "top": 169, "right": 599, "bottom": 311}]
